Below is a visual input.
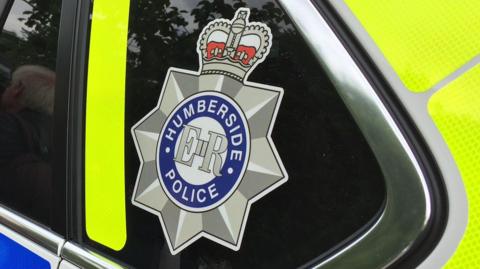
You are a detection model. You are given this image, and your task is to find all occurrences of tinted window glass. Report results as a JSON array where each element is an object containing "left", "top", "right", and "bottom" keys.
[
  {"left": 83, "top": 0, "right": 385, "bottom": 268},
  {"left": 0, "top": 0, "right": 61, "bottom": 226}
]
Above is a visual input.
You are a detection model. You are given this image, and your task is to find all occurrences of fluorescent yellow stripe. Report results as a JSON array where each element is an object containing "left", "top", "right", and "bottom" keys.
[
  {"left": 429, "top": 65, "right": 480, "bottom": 268},
  {"left": 345, "top": 0, "right": 480, "bottom": 92},
  {"left": 85, "top": 0, "right": 130, "bottom": 250}
]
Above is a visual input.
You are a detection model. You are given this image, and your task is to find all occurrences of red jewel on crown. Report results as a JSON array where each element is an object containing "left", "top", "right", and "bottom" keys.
[{"left": 197, "top": 8, "right": 272, "bottom": 81}]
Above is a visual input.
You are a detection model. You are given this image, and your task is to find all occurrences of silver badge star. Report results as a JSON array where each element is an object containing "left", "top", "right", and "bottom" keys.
[{"left": 131, "top": 8, "right": 287, "bottom": 254}]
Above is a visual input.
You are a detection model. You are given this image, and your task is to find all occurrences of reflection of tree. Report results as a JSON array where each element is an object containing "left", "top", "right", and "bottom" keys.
[
  {"left": 0, "top": 0, "right": 60, "bottom": 70},
  {"left": 126, "top": 0, "right": 189, "bottom": 112},
  {"left": 191, "top": 0, "right": 246, "bottom": 26},
  {"left": 19, "top": 0, "right": 60, "bottom": 67},
  {"left": 126, "top": 0, "right": 295, "bottom": 121}
]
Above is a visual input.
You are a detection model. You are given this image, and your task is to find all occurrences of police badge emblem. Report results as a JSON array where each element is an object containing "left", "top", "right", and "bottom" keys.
[{"left": 131, "top": 8, "right": 288, "bottom": 254}]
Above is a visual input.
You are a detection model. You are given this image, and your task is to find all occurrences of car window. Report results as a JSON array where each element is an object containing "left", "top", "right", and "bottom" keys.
[
  {"left": 0, "top": 0, "right": 61, "bottom": 227},
  {"left": 82, "top": 0, "right": 385, "bottom": 268}
]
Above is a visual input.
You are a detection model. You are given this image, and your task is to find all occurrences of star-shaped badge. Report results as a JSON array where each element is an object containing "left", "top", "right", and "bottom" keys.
[{"left": 131, "top": 8, "right": 287, "bottom": 254}]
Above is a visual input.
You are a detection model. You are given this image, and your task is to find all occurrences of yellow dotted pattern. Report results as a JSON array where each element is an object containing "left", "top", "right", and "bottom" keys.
[
  {"left": 345, "top": 0, "right": 480, "bottom": 92},
  {"left": 429, "top": 64, "right": 480, "bottom": 269}
]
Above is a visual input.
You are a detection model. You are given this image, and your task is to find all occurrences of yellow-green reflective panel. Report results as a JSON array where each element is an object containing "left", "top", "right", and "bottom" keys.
[
  {"left": 85, "top": 0, "right": 130, "bottom": 250},
  {"left": 428, "top": 65, "right": 480, "bottom": 268},
  {"left": 345, "top": 0, "right": 480, "bottom": 92}
]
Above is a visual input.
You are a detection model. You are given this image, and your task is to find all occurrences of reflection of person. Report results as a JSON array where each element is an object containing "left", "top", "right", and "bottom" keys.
[{"left": 0, "top": 65, "right": 55, "bottom": 225}]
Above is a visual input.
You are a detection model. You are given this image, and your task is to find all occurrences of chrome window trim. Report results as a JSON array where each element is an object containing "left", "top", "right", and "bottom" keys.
[
  {"left": 61, "top": 242, "right": 126, "bottom": 269},
  {"left": 277, "top": 1, "right": 432, "bottom": 268},
  {"left": 0, "top": 222, "right": 62, "bottom": 268},
  {"left": 59, "top": 260, "right": 82, "bottom": 269},
  {"left": 0, "top": 205, "right": 124, "bottom": 269},
  {"left": 328, "top": 1, "right": 466, "bottom": 268},
  {"left": 0, "top": 205, "right": 65, "bottom": 256}
]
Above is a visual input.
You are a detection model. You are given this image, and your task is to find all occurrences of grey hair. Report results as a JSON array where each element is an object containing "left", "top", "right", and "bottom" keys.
[{"left": 12, "top": 65, "right": 56, "bottom": 115}]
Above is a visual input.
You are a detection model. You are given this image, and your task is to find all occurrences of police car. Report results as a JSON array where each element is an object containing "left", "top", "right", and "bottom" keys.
[{"left": 0, "top": 0, "right": 477, "bottom": 268}]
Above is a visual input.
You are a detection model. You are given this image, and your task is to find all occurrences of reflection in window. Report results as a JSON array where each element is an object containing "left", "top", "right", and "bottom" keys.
[
  {"left": 0, "top": 0, "right": 61, "bottom": 226},
  {"left": 3, "top": 0, "right": 34, "bottom": 39},
  {"left": 0, "top": 0, "right": 60, "bottom": 71}
]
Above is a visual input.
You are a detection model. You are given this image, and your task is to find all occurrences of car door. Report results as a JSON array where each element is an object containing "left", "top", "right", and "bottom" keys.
[
  {"left": 0, "top": 0, "right": 453, "bottom": 268},
  {"left": 48, "top": 0, "right": 448, "bottom": 268}
]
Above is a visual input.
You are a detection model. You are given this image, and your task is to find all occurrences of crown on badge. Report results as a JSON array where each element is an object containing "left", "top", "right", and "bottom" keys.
[{"left": 197, "top": 8, "right": 272, "bottom": 81}]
